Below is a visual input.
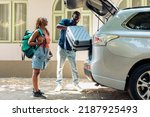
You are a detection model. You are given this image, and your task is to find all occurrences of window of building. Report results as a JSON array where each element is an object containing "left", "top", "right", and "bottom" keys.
[
  {"left": 52, "top": 0, "right": 93, "bottom": 42},
  {"left": 0, "top": 1, "right": 11, "bottom": 42},
  {"left": 0, "top": 0, "right": 27, "bottom": 43},
  {"left": 146, "top": 0, "right": 150, "bottom": 5},
  {"left": 119, "top": 0, "right": 149, "bottom": 9},
  {"left": 119, "top": 0, "right": 128, "bottom": 9},
  {"left": 132, "top": 0, "right": 142, "bottom": 7}
]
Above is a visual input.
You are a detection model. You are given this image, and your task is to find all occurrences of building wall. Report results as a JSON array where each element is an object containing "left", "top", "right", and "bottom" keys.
[
  {"left": 0, "top": 0, "right": 92, "bottom": 78},
  {"left": 0, "top": 0, "right": 122, "bottom": 78},
  {"left": 0, "top": 60, "right": 85, "bottom": 78}
]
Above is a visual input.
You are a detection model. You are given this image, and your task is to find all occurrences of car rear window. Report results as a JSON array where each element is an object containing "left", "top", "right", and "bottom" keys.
[{"left": 126, "top": 12, "right": 150, "bottom": 30}]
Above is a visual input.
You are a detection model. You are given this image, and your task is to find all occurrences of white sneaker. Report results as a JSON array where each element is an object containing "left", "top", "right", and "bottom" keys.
[
  {"left": 55, "top": 85, "right": 63, "bottom": 92},
  {"left": 73, "top": 84, "right": 83, "bottom": 92}
]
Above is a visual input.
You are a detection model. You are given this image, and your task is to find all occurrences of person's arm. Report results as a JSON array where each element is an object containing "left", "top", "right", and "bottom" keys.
[
  {"left": 56, "top": 24, "right": 67, "bottom": 30},
  {"left": 56, "top": 19, "right": 68, "bottom": 30},
  {"left": 28, "top": 30, "right": 44, "bottom": 46}
]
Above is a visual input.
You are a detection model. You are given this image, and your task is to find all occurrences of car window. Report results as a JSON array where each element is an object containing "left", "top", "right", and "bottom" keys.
[
  {"left": 126, "top": 12, "right": 150, "bottom": 30},
  {"left": 86, "top": 0, "right": 118, "bottom": 16}
]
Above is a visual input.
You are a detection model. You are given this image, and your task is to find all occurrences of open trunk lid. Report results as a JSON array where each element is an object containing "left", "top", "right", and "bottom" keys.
[
  {"left": 64, "top": 0, "right": 85, "bottom": 9},
  {"left": 64, "top": 0, "right": 118, "bottom": 17}
]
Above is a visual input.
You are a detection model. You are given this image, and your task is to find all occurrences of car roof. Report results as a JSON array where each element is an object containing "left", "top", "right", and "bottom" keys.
[
  {"left": 117, "top": 6, "right": 150, "bottom": 16},
  {"left": 122, "top": 6, "right": 150, "bottom": 11}
]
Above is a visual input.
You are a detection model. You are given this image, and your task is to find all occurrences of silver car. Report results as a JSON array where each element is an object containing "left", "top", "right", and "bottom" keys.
[{"left": 65, "top": 0, "right": 150, "bottom": 100}]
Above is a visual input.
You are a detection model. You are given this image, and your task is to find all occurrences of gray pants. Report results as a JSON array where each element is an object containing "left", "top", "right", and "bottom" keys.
[{"left": 56, "top": 46, "right": 79, "bottom": 85}]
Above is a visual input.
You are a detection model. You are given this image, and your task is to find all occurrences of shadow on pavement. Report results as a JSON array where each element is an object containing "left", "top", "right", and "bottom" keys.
[{"left": 0, "top": 78, "right": 131, "bottom": 100}]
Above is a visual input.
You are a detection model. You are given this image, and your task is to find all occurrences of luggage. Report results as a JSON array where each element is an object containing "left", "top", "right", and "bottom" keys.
[{"left": 66, "top": 26, "right": 91, "bottom": 51}]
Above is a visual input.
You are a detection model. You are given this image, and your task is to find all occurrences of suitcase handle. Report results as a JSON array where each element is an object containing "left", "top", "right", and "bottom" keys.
[{"left": 74, "top": 40, "right": 79, "bottom": 45}]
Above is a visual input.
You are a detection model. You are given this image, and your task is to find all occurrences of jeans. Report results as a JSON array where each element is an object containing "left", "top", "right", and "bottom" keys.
[
  {"left": 32, "top": 47, "right": 50, "bottom": 70},
  {"left": 56, "top": 46, "right": 79, "bottom": 85}
]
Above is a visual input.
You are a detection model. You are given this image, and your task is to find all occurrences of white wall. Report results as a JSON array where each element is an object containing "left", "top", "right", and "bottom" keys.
[
  {"left": 0, "top": 0, "right": 120, "bottom": 61},
  {"left": 0, "top": 44, "right": 22, "bottom": 60},
  {"left": 0, "top": 0, "right": 122, "bottom": 78}
]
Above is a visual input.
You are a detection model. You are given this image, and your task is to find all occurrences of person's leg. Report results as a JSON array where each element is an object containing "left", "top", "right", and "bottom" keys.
[
  {"left": 32, "top": 68, "right": 46, "bottom": 98},
  {"left": 67, "top": 51, "right": 79, "bottom": 85},
  {"left": 67, "top": 50, "right": 82, "bottom": 91},
  {"left": 31, "top": 47, "right": 46, "bottom": 98},
  {"left": 32, "top": 68, "right": 40, "bottom": 92},
  {"left": 55, "top": 46, "right": 66, "bottom": 91}
]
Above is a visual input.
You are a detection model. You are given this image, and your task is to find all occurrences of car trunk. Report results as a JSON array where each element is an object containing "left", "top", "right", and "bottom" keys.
[
  {"left": 64, "top": 0, "right": 118, "bottom": 21},
  {"left": 64, "top": 0, "right": 118, "bottom": 52},
  {"left": 64, "top": 0, "right": 86, "bottom": 9}
]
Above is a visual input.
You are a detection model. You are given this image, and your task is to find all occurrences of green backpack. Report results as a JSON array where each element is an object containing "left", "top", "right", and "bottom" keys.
[{"left": 21, "top": 28, "right": 44, "bottom": 60}]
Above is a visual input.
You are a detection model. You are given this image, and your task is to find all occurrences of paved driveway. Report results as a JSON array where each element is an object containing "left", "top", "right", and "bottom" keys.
[{"left": 0, "top": 78, "right": 131, "bottom": 100}]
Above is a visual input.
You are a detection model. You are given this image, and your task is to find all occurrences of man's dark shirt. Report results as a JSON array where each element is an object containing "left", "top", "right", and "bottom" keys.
[{"left": 58, "top": 19, "right": 76, "bottom": 51}]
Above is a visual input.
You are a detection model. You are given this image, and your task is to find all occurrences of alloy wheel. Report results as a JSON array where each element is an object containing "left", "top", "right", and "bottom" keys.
[{"left": 136, "top": 71, "right": 150, "bottom": 100}]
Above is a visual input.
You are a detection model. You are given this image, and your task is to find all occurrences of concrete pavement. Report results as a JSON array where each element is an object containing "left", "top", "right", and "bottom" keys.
[{"left": 0, "top": 77, "right": 131, "bottom": 100}]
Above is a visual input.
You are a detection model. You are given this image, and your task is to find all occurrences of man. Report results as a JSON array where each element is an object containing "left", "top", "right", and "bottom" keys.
[{"left": 55, "top": 11, "right": 82, "bottom": 92}]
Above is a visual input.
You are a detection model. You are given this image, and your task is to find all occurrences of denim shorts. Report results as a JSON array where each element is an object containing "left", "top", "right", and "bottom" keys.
[{"left": 32, "top": 47, "right": 50, "bottom": 70}]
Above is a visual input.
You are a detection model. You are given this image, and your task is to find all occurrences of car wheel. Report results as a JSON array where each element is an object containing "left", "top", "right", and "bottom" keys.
[{"left": 128, "top": 64, "right": 150, "bottom": 100}]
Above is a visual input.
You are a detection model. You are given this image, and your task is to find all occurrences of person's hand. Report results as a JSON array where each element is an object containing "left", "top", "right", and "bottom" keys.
[{"left": 37, "top": 36, "right": 46, "bottom": 45}]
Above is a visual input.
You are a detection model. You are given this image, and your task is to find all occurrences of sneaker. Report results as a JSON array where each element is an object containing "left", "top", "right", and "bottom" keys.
[
  {"left": 33, "top": 90, "right": 46, "bottom": 99},
  {"left": 73, "top": 84, "right": 83, "bottom": 92},
  {"left": 55, "top": 85, "right": 63, "bottom": 92},
  {"left": 33, "top": 89, "right": 44, "bottom": 94}
]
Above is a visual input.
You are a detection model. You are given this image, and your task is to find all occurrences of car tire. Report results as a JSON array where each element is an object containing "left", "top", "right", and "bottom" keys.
[{"left": 128, "top": 64, "right": 150, "bottom": 100}]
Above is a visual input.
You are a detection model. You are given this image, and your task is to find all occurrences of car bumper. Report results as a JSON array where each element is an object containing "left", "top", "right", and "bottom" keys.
[{"left": 84, "top": 61, "right": 126, "bottom": 90}]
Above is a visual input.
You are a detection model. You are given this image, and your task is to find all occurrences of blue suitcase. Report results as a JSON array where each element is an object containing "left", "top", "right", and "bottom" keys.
[{"left": 66, "top": 26, "right": 91, "bottom": 51}]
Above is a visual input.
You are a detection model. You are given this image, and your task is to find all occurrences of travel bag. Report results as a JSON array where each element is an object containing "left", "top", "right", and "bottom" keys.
[{"left": 66, "top": 26, "right": 91, "bottom": 51}]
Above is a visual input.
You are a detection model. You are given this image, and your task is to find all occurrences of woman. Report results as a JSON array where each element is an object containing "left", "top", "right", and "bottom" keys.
[{"left": 28, "top": 17, "right": 51, "bottom": 98}]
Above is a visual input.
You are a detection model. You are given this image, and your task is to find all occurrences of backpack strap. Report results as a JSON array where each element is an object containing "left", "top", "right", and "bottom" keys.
[
  {"left": 38, "top": 28, "right": 44, "bottom": 37},
  {"left": 37, "top": 28, "right": 46, "bottom": 54}
]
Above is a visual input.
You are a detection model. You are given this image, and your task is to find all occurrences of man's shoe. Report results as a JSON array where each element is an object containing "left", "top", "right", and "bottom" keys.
[
  {"left": 73, "top": 84, "right": 83, "bottom": 92},
  {"left": 55, "top": 85, "right": 63, "bottom": 92}
]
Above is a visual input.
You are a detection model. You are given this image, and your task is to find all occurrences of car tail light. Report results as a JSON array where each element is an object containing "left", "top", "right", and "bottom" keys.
[{"left": 93, "top": 34, "right": 119, "bottom": 46}]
